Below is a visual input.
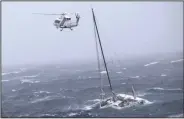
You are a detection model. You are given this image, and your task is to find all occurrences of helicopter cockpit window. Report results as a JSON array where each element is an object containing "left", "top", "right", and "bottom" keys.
[
  {"left": 54, "top": 20, "right": 60, "bottom": 24},
  {"left": 66, "top": 18, "right": 71, "bottom": 20}
]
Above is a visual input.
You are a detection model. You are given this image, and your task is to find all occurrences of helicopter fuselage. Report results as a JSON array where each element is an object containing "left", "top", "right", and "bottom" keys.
[
  {"left": 33, "top": 12, "right": 80, "bottom": 31},
  {"left": 53, "top": 13, "right": 80, "bottom": 31},
  {"left": 53, "top": 22, "right": 76, "bottom": 29}
]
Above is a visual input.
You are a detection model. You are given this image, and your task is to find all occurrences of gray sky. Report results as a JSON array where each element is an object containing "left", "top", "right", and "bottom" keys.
[{"left": 2, "top": 2, "right": 183, "bottom": 66}]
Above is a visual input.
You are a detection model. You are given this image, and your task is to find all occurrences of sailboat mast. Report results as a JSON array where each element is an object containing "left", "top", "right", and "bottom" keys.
[
  {"left": 91, "top": 8, "right": 114, "bottom": 95},
  {"left": 93, "top": 17, "right": 104, "bottom": 100}
]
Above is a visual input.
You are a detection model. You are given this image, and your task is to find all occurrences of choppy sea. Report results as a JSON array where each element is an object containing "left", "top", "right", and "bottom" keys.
[{"left": 2, "top": 55, "right": 183, "bottom": 117}]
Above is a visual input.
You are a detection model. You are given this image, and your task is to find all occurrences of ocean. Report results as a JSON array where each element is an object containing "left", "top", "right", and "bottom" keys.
[{"left": 2, "top": 54, "right": 183, "bottom": 117}]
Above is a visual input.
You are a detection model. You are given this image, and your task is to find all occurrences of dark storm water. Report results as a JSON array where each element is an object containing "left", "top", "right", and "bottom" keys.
[{"left": 2, "top": 55, "right": 184, "bottom": 117}]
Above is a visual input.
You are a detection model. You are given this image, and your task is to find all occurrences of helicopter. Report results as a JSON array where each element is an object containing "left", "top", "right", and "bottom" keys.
[{"left": 33, "top": 12, "right": 80, "bottom": 31}]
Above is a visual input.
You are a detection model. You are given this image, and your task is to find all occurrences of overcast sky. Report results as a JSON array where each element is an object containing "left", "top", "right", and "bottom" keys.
[{"left": 2, "top": 2, "right": 183, "bottom": 66}]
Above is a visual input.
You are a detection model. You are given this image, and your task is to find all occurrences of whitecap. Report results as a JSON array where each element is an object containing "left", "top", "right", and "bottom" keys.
[
  {"left": 130, "top": 76, "right": 140, "bottom": 78},
  {"left": 86, "top": 99, "right": 101, "bottom": 103},
  {"left": 161, "top": 74, "right": 167, "bottom": 77},
  {"left": 23, "top": 74, "right": 40, "bottom": 78},
  {"left": 31, "top": 96, "right": 51, "bottom": 103},
  {"left": 34, "top": 91, "right": 51, "bottom": 94},
  {"left": 68, "top": 112, "right": 78, "bottom": 117},
  {"left": 68, "top": 105, "right": 71, "bottom": 110},
  {"left": 137, "top": 92, "right": 151, "bottom": 97},
  {"left": 21, "top": 79, "right": 34, "bottom": 84},
  {"left": 12, "top": 89, "right": 16, "bottom": 92},
  {"left": 116, "top": 72, "right": 122, "bottom": 74},
  {"left": 40, "top": 114, "right": 56, "bottom": 117},
  {"left": 144, "top": 62, "right": 158, "bottom": 67},
  {"left": 83, "top": 105, "right": 94, "bottom": 111},
  {"left": 170, "top": 59, "right": 183, "bottom": 63},
  {"left": 148, "top": 87, "right": 182, "bottom": 91},
  {"left": 2, "top": 71, "right": 21, "bottom": 76},
  {"left": 100, "top": 70, "right": 110, "bottom": 74},
  {"left": 34, "top": 81, "right": 40, "bottom": 83},
  {"left": 2, "top": 73, "right": 8, "bottom": 76},
  {"left": 149, "top": 87, "right": 164, "bottom": 90},
  {"left": 168, "top": 113, "right": 184, "bottom": 118},
  {"left": 2, "top": 80, "right": 9, "bottom": 82},
  {"left": 21, "top": 79, "right": 40, "bottom": 84}
]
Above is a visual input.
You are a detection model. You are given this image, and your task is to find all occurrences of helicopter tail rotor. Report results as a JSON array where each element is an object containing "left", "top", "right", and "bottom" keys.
[{"left": 75, "top": 13, "right": 80, "bottom": 19}]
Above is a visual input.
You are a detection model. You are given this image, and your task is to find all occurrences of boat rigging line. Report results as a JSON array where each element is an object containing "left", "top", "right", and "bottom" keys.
[
  {"left": 93, "top": 15, "right": 105, "bottom": 101},
  {"left": 91, "top": 8, "right": 116, "bottom": 102}
]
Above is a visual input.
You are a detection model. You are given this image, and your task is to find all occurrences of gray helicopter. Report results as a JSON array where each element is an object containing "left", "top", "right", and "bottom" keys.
[{"left": 33, "top": 12, "right": 80, "bottom": 31}]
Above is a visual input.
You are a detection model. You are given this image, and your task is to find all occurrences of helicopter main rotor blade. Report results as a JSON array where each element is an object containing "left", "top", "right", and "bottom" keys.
[
  {"left": 32, "top": 13, "right": 63, "bottom": 15},
  {"left": 32, "top": 13, "right": 77, "bottom": 15}
]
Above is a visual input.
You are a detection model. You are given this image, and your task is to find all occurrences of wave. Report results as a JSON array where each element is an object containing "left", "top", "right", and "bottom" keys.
[
  {"left": 68, "top": 112, "right": 78, "bottom": 117},
  {"left": 100, "top": 70, "right": 110, "bottom": 74},
  {"left": 78, "top": 84, "right": 111, "bottom": 93},
  {"left": 61, "top": 96, "right": 75, "bottom": 99},
  {"left": 42, "top": 109, "right": 93, "bottom": 118},
  {"left": 20, "top": 79, "right": 40, "bottom": 84},
  {"left": 39, "top": 114, "right": 56, "bottom": 117},
  {"left": 2, "top": 80, "right": 9, "bottom": 82},
  {"left": 85, "top": 99, "right": 101, "bottom": 103},
  {"left": 31, "top": 96, "right": 51, "bottom": 103},
  {"left": 35, "top": 81, "right": 40, "bottom": 83},
  {"left": 151, "top": 87, "right": 164, "bottom": 90},
  {"left": 130, "top": 76, "right": 140, "bottom": 79},
  {"left": 147, "top": 87, "right": 183, "bottom": 92},
  {"left": 12, "top": 89, "right": 16, "bottom": 92},
  {"left": 23, "top": 74, "right": 39, "bottom": 78},
  {"left": 59, "top": 88, "right": 77, "bottom": 92},
  {"left": 116, "top": 72, "right": 122, "bottom": 74},
  {"left": 30, "top": 95, "right": 75, "bottom": 104},
  {"left": 121, "top": 83, "right": 126, "bottom": 85},
  {"left": 168, "top": 113, "right": 184, "bottom": 118},
  {"left": 34, "top": 91, "right": 51, "bottom": 94},
  {"left": 2, "top": 71, "right": 22, "bottom": 76},
  {"left": 161, "top": 74, "right": 167, "bottom": 77},
  {"left": 77, "top": 76, "right": 90, "bottom": 80},
  {"left": 22, "top": 72, "right": 42, "bottom": 79},
  {"left": 2, "top": 68, "right": 28, "bottom": 76},
  {"left": 19, "top": 68, "right": 28, "bottom": 72},
  {"left": 137, "top": 92, "right": 151, "bottom": 97},
  {"left": 83, "top": 99, "right": 101, "bottom": 107},
  {"left": 170, "top": 59, "right": 183, "bottom": 63},
  {"left": 144, "top": 62, "right": 158, "bottom": 67}
]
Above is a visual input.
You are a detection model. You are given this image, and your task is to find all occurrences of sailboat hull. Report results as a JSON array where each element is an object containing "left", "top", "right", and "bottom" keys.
[{"left": 88, "top": 94, "right": 152, "bottom": 110}]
